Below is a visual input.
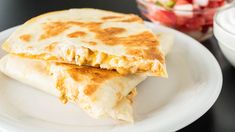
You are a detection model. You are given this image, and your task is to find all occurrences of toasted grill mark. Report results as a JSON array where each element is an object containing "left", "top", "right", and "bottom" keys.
[
  {"left": 45, "top": 42, "right": 58, "bottom": 51},
  {"left": 19, "top": 34, "right": 31, "bottom": 42},
  {"left": 67, "top": 69, "right": 82, "bottom": 82},
  {"left": 145, "top": 47, "right": 164, "bottom": 62},
  {"left": 116, "top": 92, "right": 123, "bottom": 101},
  {"left": 70, "top": 87, "right": 79, "bottom": 101},
  {"left": 67, "top": 31, "right": 86, "bottom": 38},
  {"left": 66, "top": 21, "right": 101, "bottom": 29},
  {"left": 55, "top": 77, "right": 68, "bottom": 104},
  {"left": 26, "top": 46, "right": 33, "bottom": 49},
  {"left": 124, "top": 32, "right": 164, "bottom": 63},
  {"left": 127, "top": 48, "right": 164, "bottom": 63},
  {"left": 91, "top": 26, "right": 156, "bottom": 46},
  {"left": 119, "top": 15, "right": 143, "bottom": 23},
  {"left": 61, "top": 66, "right": 119, "bottom": 96},
  {"left": 40, "top": 22, "right": 70, "bottom": 40},
  {"left": 102, "top": 16, "right": 123, "bottom": 20},
  {"left": 121, "top": 31, "right": 158, "bottom": 46},
  {"left": 103, "top": 27, "right": 126, "bottom": 35},
  {"left": 122, "top": 32, "right": 164, "bottom": 62},
  {"left": 93, "top": 28, "right": 163, "bottom": 62},
  {"left": 88, "top": 41, "right": 97, "bottom": 46},
  {"left": 53, "top": 63, "right": 120, "bottom": 96},
  {"left": 84, "top": 85, "right": 97, "bottom": 96},
  {"left": 102, "top": 15, "right": 142, "bottom": 23},
  {"left": 38, "top": 21, "right": 163, "bottom": 62},
  {"left": 39, "top": 21, "right": 101, "bottom": 40},
  {"left": 127, "top": 88, "right": 137, "bottom": 104}
]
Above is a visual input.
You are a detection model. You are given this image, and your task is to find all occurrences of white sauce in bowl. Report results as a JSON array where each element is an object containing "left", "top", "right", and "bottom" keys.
[
  {"left": 214, "top": 3, "right": 235, "bottom": 67},
  {"left": 216, "top": 6, "right": 235, "bottom": 34},
  {"left": 214, "top": 3, "right": 235, "bottom": 50}
]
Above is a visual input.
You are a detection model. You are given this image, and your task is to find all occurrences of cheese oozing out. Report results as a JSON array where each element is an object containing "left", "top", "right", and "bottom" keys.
[{"left": 16, "top": 45, "right": 165, "bottom": 76}]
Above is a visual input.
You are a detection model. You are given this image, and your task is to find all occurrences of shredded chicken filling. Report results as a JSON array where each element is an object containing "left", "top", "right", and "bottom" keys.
[
  {"left": 64, "top": 46, "right": 160, "bottom": 75},
  {"left": 15, "top": 46, "right": 163, "bottom": 75}
]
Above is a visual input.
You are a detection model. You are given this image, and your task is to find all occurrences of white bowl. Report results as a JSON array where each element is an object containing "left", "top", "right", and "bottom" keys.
[{"left": 214, "top": 3, "right": 235, "bottom": 67}]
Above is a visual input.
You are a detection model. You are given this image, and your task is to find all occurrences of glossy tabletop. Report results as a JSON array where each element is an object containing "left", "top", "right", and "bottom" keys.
[{"left": 0, "top": 0, "right": 235, "bottom": 131}]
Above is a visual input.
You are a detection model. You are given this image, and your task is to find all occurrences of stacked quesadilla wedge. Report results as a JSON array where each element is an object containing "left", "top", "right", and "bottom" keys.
[
  {"left": 0, "top": 9, "right": 173, "bottom": 122},
  {"left": 0, "top": 54, "right": 146, "bottom": 122},
  {"left": 2, "top": 8, "right": 166, "bottom": 76}
]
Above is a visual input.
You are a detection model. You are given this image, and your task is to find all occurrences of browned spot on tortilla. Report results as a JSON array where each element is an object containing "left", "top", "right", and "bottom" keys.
[
  {"left": 84, "top": 85, "right": 97, "bottom": 96},
  {"left": 127, "top": 46, "right": 164, "bottom": 63},
  {"left": 69, "top": 87, "right": 79, "bottom": 101},
  {"left": 103, "top": 27, "right": 125, "bottom": 35},
  {"left": 40, "top": 22, "right": 70, "bottom": 40},
  {"left": 57, "top": 64, "right": 120, "bottom": 96},
  {"left": 116, "top": 92, "right": 123, "bottom": 101},
  {"left": 122, "top": 33, "right": 160, "bottom": 62},
  {"left": 119, "top": 15, "right": 143, "bottom": 23},
  {"left": 67, "top": 31, "right": 86, "bottom": 38},
  {"left": 26, "top": 46, "right": 33, "bottom": 49},
  {"left": 44, "top": 42, "right": 58, "bottom": 52},
  {"left": 92, "top": 28, "right": 164, "bottom": 62},
  {"left": 88, "top": 41, "right": 97, "bottom": 46},
  {"left": 127, "top": 88, "right": 137, "bottom": 104},
  {"left": 124, "top": 32, "right": 164, "bottom": 63},
  {"left": 101, "top": 16, "right": 123, "bottom": 20},
  {"left": 19, "top": 34, "right": 31, "bottom": 42},
  {"left": 39, "top": 21, "right": 101, "bottom": 40},
  {"left": 66, "top": 69, "right": 82, "bottom": 82},
  {"left": 55, "top": 77, "right": 68, "bottom": 104},
  {"left": 38, "top": 21, "right": 164, "bottom": 62},
  {"left": 102, "top": 15, "right": 142, "bottom": 23},
  {"left": 66, "top": 21, "right": 101, "bottom": 29}
]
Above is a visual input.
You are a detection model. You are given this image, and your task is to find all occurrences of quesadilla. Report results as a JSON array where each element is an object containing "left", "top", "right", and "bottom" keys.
[
  {"left": 0, "top": 54, "right": 146, "bottom": 122},
  {"left": 2, "top": 8, "right": 167, "bottom": 76}
]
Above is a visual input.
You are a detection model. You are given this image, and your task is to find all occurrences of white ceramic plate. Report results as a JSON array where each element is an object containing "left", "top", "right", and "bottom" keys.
[{"left": 0, "top": 22, "right": 222, "bottom": 132}]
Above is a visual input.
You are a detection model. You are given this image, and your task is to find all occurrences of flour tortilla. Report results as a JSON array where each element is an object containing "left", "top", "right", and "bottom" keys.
[
  {"left": 0, "top": 54, "right": 146, "bottom": 122},
  {"left": 2, "top": 8, "right": 168, "bottom": 76}
]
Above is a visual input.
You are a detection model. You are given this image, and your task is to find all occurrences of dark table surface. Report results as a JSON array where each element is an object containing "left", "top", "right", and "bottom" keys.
[{"left": 0, "top": 0, "right": 234, "bottom": 131}]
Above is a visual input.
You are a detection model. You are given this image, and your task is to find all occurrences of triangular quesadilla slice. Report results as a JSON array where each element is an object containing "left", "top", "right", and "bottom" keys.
[
  {"left": 2, "top": 8, "right": 167, "bottom": 76},
  {"left": 0, "top": 54, "right": 146, "bottom": 122}
]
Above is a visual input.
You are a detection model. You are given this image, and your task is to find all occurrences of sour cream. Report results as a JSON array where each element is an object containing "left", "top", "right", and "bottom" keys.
[
  {"left": 214, "top": 3, "right": 235, "bottom": 48},
  {"left": 216, "top": 4, "right": 235, "bottom": 34},
  {"left": 214, "top": 3, "right": 235, "bottom": 67}
]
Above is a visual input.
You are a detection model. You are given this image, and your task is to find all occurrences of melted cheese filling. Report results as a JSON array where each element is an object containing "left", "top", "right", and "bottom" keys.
[
  {"left": 63, "top": 46, "right": 162, "bottom": 75},
  {"left": 16, "top": 46, "right": 164, "bottom": 75}
]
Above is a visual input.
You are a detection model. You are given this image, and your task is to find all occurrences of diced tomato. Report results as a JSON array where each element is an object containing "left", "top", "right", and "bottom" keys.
[
  {"left": 180, "top": 16, "right": 205, "bottom": 31},
  {"left": 207, "top": 1, "right": 219, "bottom": 8},
  {"left": 203, "top": 8, "right": 216, "bottom": 25},
  {"left": 201, "top": 24, "right": 212, "bottom": 33},
  {"left": 144, "top": 0, "right": 224, "bottom": 33},
  {"left": 207, "top": 0, "right": 225, "bottom": 8},
  {"left": 186, "top": 0, "right": 193, "bottom": 3},
  {"left": 149, "top": 10, "right": 177, "bottom": 27},
  {"left": 175, "top": 0, "right": 191, "bottom": 5},
  {"left": 176, "top": 15, "right": 191, "bottom": 26}
]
